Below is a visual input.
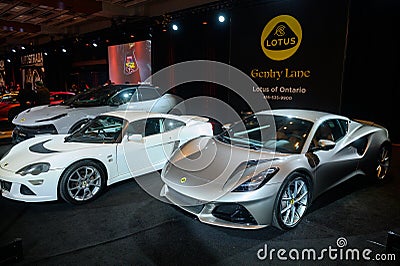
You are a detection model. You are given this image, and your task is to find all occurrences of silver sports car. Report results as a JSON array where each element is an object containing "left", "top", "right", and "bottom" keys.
[{"left": 160, "top": 109, "right": 391, "bottom": 230}]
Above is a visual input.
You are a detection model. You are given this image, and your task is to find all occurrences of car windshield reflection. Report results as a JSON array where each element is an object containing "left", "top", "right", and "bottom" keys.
[
  {"left": 218, "top": 114, "right": 313, "bottom": 154},
  {"left": 62, "top": 85, "right": 132, "bottom": 107},
  {"left": 65, "top": 115, "right": 125, "bottom": 143}
]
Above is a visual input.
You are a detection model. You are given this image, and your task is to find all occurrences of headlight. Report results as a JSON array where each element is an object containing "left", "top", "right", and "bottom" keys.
[
  {"left": 233, "top": 167, "right": 279, "bottom": 192},
  {"left": 16, "top": 163, "right": 50, "bottom": 176}
]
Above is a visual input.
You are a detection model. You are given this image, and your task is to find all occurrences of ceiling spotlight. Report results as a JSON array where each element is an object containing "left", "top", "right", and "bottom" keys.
[
  {"left": 21, "top": 46, "right": 25, "bottom": 50},
  {"left": 11, "top": 48, "right": 16, "bottom": 53},
  {"left": 92, "top": 42, "right": 98, "bottom": 47},
  {"left": 44, "top": 52, "right": 48, "bottom": 56},
  {"left": 218, "top": 15, "right": 225, "bottom": 23},
  {"left": 7, "top": 59, "right": 11, "bottom": 63},
  {"left": 62, "top": 48, "right": 67, "bottom": 53},
  {"left": 172, "top": 24, "right": 178, "bottom": 31}
]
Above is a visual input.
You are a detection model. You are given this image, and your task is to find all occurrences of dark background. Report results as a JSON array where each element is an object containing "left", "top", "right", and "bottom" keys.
[{"left": 1, "top": 0, "right": 399, "bottom": 143}]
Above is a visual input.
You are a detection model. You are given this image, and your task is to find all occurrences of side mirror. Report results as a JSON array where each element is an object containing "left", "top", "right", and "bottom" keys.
[
  {"left": 222, "top": 123, "right": 232, "bottom": 130},
  {"left": 318, "top": 139, "right": 336, "bottom": 150},
  {"left": 127, "top": 133, "right": 143, "bottom": 142}
]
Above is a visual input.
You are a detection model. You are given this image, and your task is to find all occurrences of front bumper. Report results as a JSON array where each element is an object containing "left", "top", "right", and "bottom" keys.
[
  {"left": 0, "top": 167, "right": 63, "bottom": 202},
  {"left": 161, "top": 182, "right": 281, "bottom": 229}
]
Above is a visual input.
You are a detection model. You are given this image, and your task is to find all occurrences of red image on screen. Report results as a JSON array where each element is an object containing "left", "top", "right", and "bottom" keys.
[{"left": 108, "top": 40, "right": 151, "bottom": 84}]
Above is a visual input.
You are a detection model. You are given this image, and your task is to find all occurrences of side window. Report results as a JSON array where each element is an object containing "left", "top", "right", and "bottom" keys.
[
  {"left": 109, "top": 88, "right": 138, "bottom": 105},
  {"left": 162, "top": 118, "right": 185, "bottom": 132},
  {"left": 329, "top": 119, "right": 346, "bottom": 141},
  {"left": 338, "top": 119, "right": 348, "bottom": 135},
  {"left": 139, "top": 88, "right": 161, "bottom": 101},
  {"left": 127, "top": 118, "right": 162, "bottom": 137},
  {"left": 144, "top": 118, "right": 162, "bottom": 136},
  {"left": 127, "top": 119, "right": 146, "bottom": 137},
  {"left": 311, "top": 119, "right": 346, "bottom": 148}
]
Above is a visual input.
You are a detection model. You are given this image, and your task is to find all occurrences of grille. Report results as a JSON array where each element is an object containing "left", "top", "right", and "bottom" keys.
[{"left": 212, "top": 203, "right": 257, "bottom": 225}]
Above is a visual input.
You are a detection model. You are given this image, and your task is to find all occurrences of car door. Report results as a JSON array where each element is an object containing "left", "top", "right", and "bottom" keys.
[
  {"left": 117, "top": 117, "right": 183, "bottom": 177},
  {"left": 308, "top": 119, "right": 360, "bottom": 196}
]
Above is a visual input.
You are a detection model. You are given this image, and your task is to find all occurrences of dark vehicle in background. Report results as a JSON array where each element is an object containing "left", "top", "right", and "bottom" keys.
[{"left": 0, "top": 91, "right": 75, "bottom": 122}]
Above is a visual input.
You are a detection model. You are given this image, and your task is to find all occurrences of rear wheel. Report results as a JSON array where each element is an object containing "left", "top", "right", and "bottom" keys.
[
  {"left": 376, "top": 144, "right": 391, "bottom": 180},
  {"left": 273, "top": 172, "right": 310, "bottom": 230},
  {"left": 59, "top": 160, "right": 106, "bottom": 204}
]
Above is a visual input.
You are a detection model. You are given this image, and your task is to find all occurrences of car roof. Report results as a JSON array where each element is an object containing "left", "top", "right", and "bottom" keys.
[{"left": 257, "top": 109, "right": 349, "bottom": 123}]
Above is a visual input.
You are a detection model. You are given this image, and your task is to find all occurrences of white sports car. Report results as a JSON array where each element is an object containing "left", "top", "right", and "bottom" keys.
[
  {"left": 1, "top": 111, "right": 213, "bottom": 204},
  {"left": 12, "top": 84, "right": 183, "bottom": 143}
]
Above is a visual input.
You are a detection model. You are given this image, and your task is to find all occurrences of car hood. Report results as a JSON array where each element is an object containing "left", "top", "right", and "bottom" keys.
[
  {"left": 0, "top": 135, "right": 107, "bottom": 172},
  {"left": 12, "top": 105, "right": 107, "bottom": 127},
  {"left": 162, "top": 136, "right": 286, "bottom": 202}
]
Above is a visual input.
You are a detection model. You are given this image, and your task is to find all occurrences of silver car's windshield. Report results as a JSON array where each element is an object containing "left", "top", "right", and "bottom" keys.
[
  {"left": 65, "top": 115, "right": 125, "bottom": 143},
  {"left": 218, "top": 114, "right": 313, "bottom": 154}
]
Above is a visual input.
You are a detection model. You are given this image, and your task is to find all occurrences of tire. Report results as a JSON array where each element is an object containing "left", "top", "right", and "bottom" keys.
[
  {"left": 273, "top": 172, "right": 311, "bottom": 230},
  {"left": 375, "top": 144, "right": 391, "bottom": 180},
  {"left": 59, "top": 160, "right": 106, "bottom": 204}
]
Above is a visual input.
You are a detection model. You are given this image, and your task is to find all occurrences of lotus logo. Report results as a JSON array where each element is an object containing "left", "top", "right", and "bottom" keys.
[
  {"left": 260, "top": 15, "right": 302, "bottom": 61},
  {"left": 180, "top": 177, "right": 187, "bottom": 184},
  {"left": 20, "top": 118, "right": 26, "bottom": 122}
]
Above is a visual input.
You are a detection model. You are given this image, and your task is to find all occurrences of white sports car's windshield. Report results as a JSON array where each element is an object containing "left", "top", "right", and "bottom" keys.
[
  {"left": 65, "top": 116, "right": 125, "bottom": 143},
  {"left": 218, "top": 114, "right": 313, "bottom": 154}
]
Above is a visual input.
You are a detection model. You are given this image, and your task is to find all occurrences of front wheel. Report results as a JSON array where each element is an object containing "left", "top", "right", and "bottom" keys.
[
  {"left": 273, "top": 173, "right": 310, "bottom": 230},
  {"left": 376, "top": 144, "right": 391, "bottom": 180},
  {"left": 59, "top": 160, "right": 106, "bottom": 204}
]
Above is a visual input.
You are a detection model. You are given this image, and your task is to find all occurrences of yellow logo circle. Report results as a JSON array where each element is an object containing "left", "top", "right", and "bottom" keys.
[
  {"left": 180, "top": 177, "right": 187, "bottom": 183},
  {"left": 260, "top": 15, "right": 302, "bottom": 61}
]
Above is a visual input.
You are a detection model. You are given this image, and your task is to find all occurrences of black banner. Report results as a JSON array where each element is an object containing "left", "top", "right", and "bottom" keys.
[{"left": 230, "top": 0, "right": 349, "bottom": 113}]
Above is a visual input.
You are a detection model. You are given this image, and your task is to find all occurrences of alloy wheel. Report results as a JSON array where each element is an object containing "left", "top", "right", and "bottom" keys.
[
  {"left": 376, "top": 145, "right": 391, "bottom": 180},
  {"left": 66, "top": 165, "right": 102, "bottom": 202},
  {"left": 279, "top": 177, "right": 309, "bottom": 228}
]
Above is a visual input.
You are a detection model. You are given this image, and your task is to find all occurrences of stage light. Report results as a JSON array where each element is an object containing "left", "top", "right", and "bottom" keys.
[
  {"left": 202, "top": 21, "right": 208, "bottom": 25},
  {"left": 11, "top": 48, "right": 16, "bottom": 53},
  {"left": 7, "top": 59, "right": 11, "bottom": 63},
  {"left": 172, "top": 24, "right": 178, "bottom": 31},
  {"left": 62, "top": 48, "right": 67, "bottom": 53},
  {"left": 92, "top": 42, "right": 98, "bottom": 47},
  {"left": 218, "top": 15, "right": 225, "bottom": 23},
  {"left": 21, "top": 46, "right": 25, "bottom": 50},
  {"left": 44, "top": 52, "right": 48, "bottom": 56}
]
